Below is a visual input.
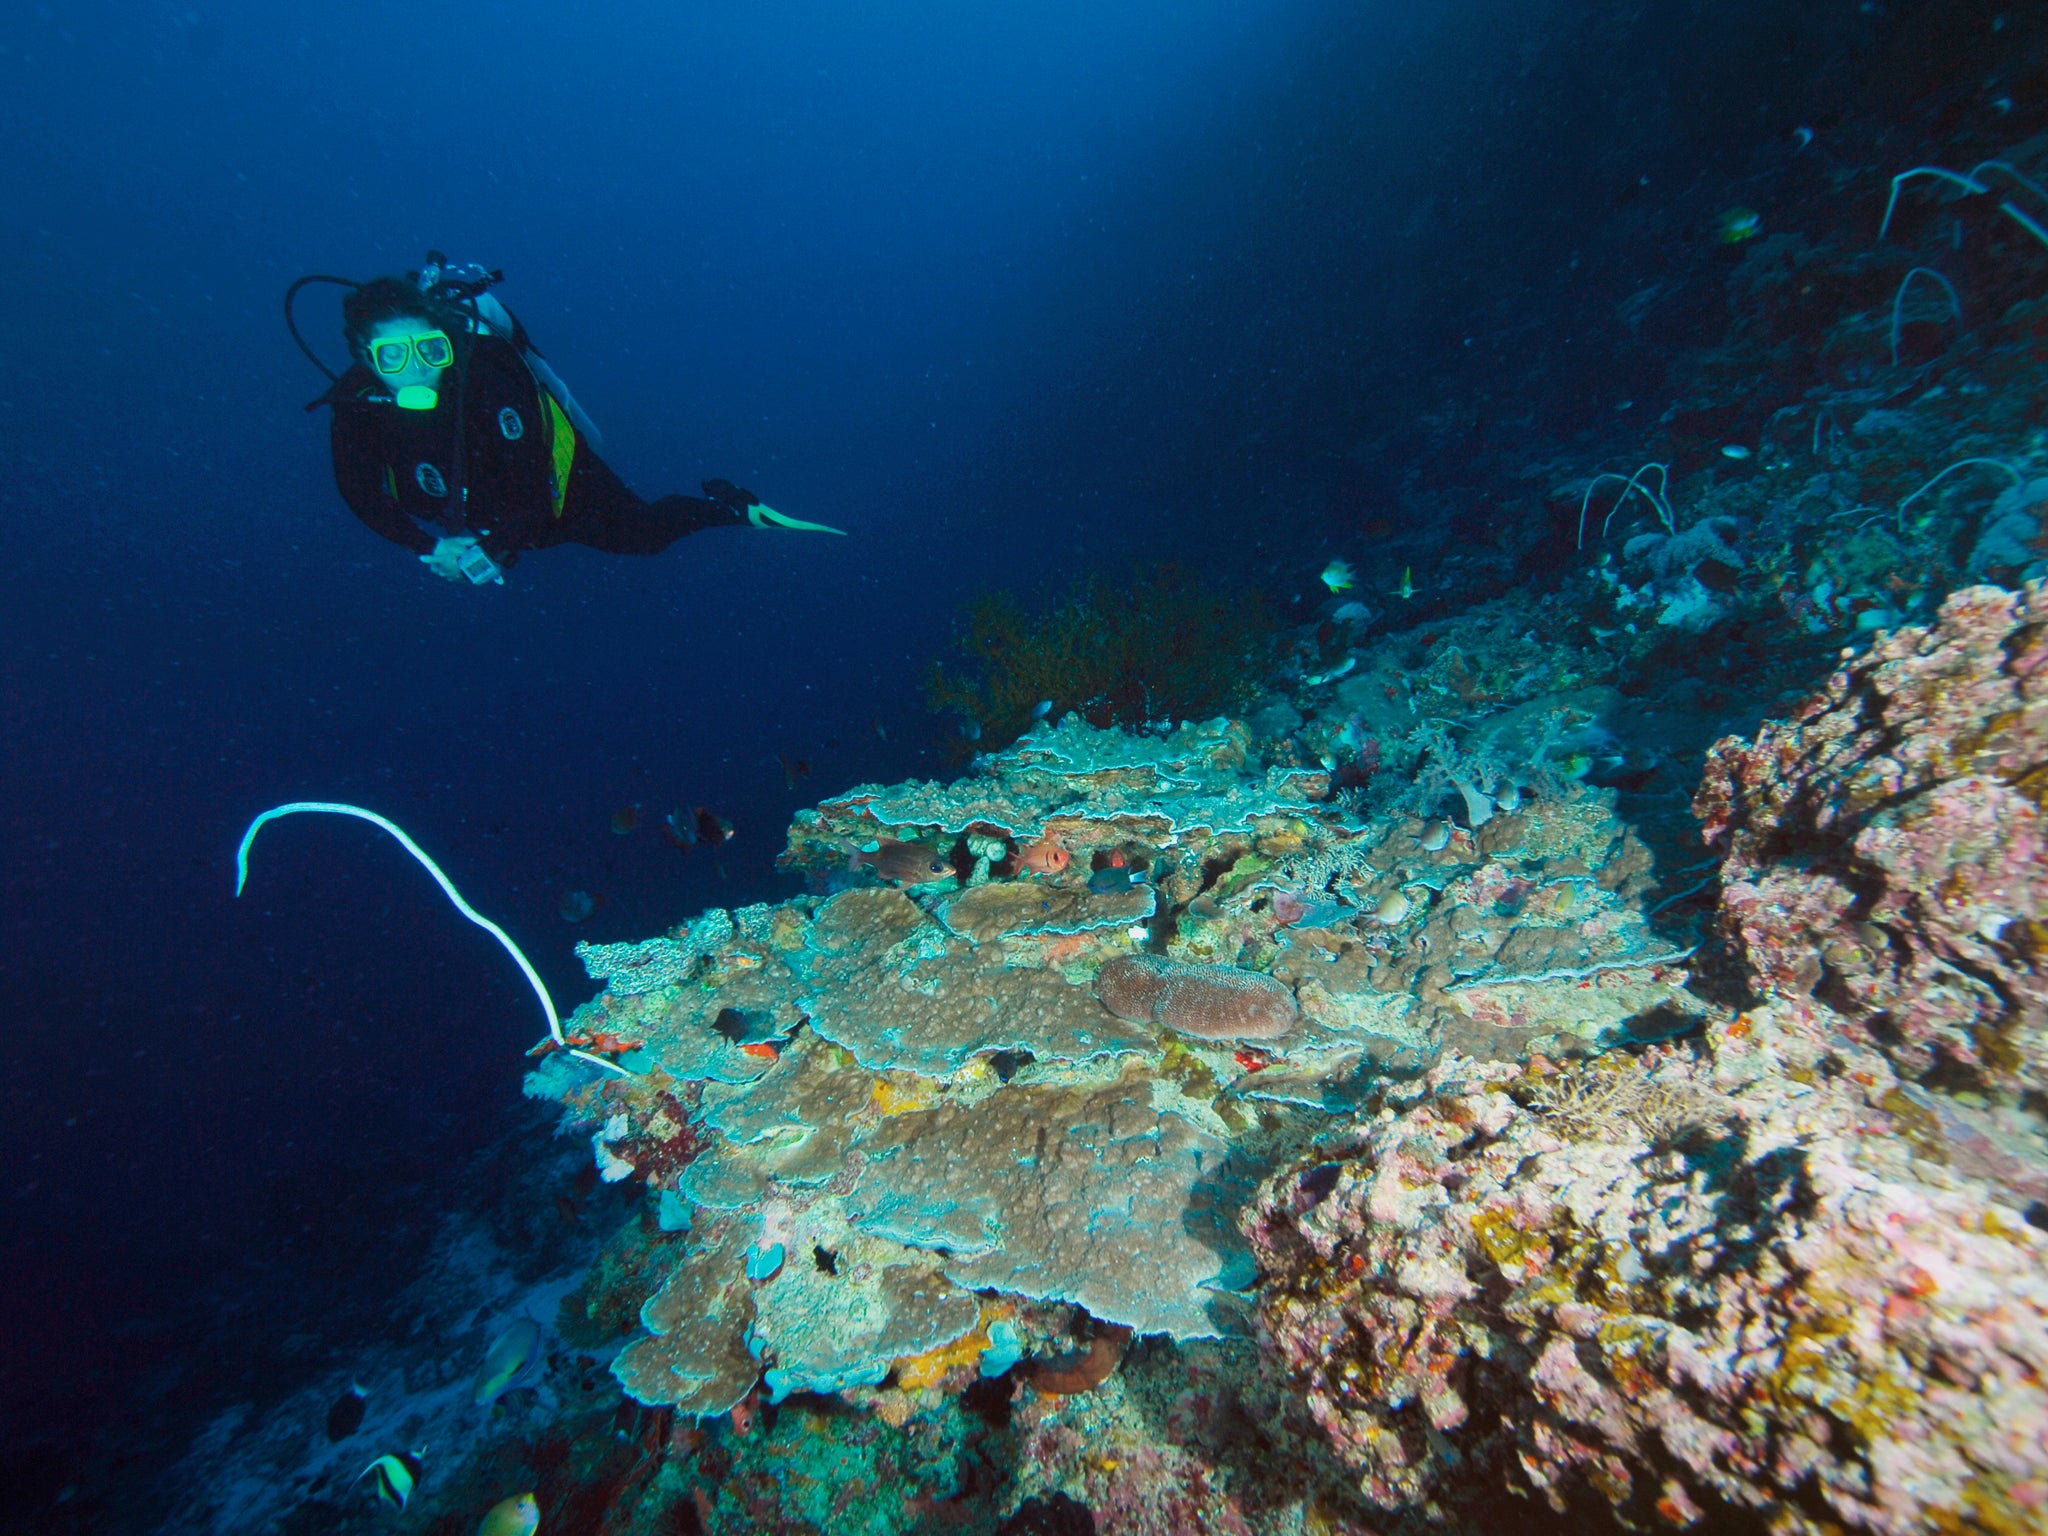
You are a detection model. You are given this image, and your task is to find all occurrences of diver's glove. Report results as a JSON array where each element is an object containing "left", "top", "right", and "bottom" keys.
[
  {"left": 702, "top": 478, "right": 846, "bottom": 536},
  {"left": 420, "top": 534, "right": 505, "bottom": 585}
]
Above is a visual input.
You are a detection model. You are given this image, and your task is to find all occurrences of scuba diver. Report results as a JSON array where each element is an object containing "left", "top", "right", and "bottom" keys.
[{"left": 287, "top": 254, "right": 841, "bottom": 584}]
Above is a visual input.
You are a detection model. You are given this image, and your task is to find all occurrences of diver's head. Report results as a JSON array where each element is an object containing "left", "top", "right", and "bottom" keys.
[{"left": 342, "top": 277, "right": 455, "bottom": 409}]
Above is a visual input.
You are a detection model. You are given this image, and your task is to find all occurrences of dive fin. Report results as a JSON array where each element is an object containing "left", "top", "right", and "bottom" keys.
[{"left": 745, "top": 503, "right": 846, "bottom": 536}]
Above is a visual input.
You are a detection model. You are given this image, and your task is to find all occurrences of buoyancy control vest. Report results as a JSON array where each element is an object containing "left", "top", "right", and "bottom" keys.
[
  {"left": 293, "top": 254, "right": 603, "bottom": 544},
  {"left": 286, "top": 253, "right": 604, "bottom": 450}
]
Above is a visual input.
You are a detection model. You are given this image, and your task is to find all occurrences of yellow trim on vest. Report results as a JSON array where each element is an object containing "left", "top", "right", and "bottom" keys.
[{"left": 545, "top": 394, "right": 577, "bottom": 519}]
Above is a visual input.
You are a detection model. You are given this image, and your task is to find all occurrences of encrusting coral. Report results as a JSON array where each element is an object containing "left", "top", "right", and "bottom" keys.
[
  {"left": 1246, "top": 584, "right": 2048, "bottom": 1536},
  {"left": 1696, "top": 582, "right": 2048, "bottom": 1101}
]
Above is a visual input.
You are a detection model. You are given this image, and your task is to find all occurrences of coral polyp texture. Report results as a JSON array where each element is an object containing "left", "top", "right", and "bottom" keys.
[
  {"left": 1696, "top": 583, "right": 2048, "bottom": 1099},
  {"left": 1249, "top": 586, "right": 2048, "bottom": 1536},
  {"left": 527, "top": 692, "right": 1709, "bottom": 1450},
  {"left": 515, "top": 587, "right": 2048, "bottom": 1531},
  {"left": 1096, "top": 954, "right": 1301, "bottom": 1040}
]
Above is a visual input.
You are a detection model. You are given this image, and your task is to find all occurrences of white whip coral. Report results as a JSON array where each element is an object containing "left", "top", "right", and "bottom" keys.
[{"left": 233, "top": 800, "right": 630, "bottom": 1076}]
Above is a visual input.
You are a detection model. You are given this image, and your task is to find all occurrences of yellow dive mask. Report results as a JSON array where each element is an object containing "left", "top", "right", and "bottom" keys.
[{"left": 367, "top": 329, "right": 453, "bottom": 410}]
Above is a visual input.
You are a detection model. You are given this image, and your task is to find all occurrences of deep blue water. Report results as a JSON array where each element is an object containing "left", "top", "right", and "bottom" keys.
[{"left": 1, "top": 0, "right": 2023, "bottom": 1509}]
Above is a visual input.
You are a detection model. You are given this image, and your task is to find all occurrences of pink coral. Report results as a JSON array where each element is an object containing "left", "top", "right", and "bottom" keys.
[
  {"left": 1248, "top": 589, "right": 2048, "bottom": 1533},
  {"left": 1695, "top": 582, "right": 2048, "bottom": 1097},
  {"left": 1246, "top": 1012, "right": 2048, "bottom": 1533}
]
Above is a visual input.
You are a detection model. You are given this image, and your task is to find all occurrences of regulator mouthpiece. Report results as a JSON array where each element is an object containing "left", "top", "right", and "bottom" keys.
[{"left": 394, "top": 384, "right": 439, "bottom": 411}]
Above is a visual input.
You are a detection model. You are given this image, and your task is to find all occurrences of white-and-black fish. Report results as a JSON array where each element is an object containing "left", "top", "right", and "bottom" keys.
[{"left": 352, "top": 1449, "right": 424, "bottom": 1511}]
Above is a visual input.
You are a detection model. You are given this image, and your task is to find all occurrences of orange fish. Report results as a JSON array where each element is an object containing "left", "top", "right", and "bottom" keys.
[
  {"left": 1015, "top": 836, "right": 1071, "bottom": 874},
  {"left": 730, "top": 1389, "right": 758, "bottom": 1435},
  {"left": 738, "top": 1042, "right": 781, "bottom": 1061}
]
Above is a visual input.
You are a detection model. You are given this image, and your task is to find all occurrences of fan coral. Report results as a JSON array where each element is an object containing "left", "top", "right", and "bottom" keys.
[
  {"left": 1095, "top": 954, "right": 1300, "bottom": 1041},
  {"left": 923, "top": 563, "right": 1276, "bottom": 751}
]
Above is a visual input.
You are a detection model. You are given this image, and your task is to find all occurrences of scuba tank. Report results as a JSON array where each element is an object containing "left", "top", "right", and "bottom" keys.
[
  {"left": 415, "top": 255, "right": 605, "bottom": 449},
  {"left": 285, "top": 253, "right": 604, "bottom": 449}
]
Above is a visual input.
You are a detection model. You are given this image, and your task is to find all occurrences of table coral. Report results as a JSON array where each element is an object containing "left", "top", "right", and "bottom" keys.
[
  {"left": 849, "top": 1068, "right": 1238, "bottom": 1339},
  {"left": 614, "top": 1216, "right": 761, "bottom": 1415},
  {"left": 781, "top": 715, "right": 1344, "bottom": 882},
  {"left": 791, "top": 889, "right": 1157, "bottom": 1075},
  {"left": 539, "top": 680, "right": 1721, "bottom": 1439}
]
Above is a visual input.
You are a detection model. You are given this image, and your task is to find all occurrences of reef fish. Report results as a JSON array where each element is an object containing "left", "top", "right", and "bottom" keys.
[
  {"left": 477, "top": 1492, "right": 541, "bottom": 1536},
  {"left": 849, "top": 839, "right": 954, "bottom": 885},
  {"left": 353, "top": 1450, "right": 424, "bottom": 1511},
  {"left": 711, "top": 1007, "right": 788, "bottom": 1046},
  {"left": 1014, "top": 836, "right": 1070, "bottom": 874},
  {"left": 1319, "top": 558, "right": 1355, "bottom": 592},
  {"left": 473, "top": 1317, "right": 542, "bottom": 1405},
  {"left": 325, "top": 1382, "right": 367, "bottom": 1442},
  {"left": 730, "top": 1388, "right": 759, "bottom": 1435},
  {"left": 1088, "top": 864, "right": 1147, "bottom": 895},
  {"left": 777, "top": 754, "right": 811, "bottom": 790},
  {"left": 557, "top": 890, "right": 598, "bottom": 923},
  {"left": 1716, "top": 206, "right": 1762, "bottom": 244},
  {"left": 662, "top": 806, "right": 733, "bottom": 850},
  {"left": 610, "top": 805, "right": 639, "bottom": 835}
]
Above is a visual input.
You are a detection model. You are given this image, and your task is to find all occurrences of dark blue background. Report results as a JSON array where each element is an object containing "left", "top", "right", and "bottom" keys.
[{"left": 0, "top": 0, "right": 1961, "bottom": 1463}]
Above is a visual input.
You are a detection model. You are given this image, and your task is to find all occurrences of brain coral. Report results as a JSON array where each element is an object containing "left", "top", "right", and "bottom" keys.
[{"left": 1096, "top": 954, "right": 1299, "bottom": 1041}]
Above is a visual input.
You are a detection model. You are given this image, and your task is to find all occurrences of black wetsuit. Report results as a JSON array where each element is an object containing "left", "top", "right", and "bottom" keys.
[{"left": 328, "top": 332, "right": 738, "bottom": 568}]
